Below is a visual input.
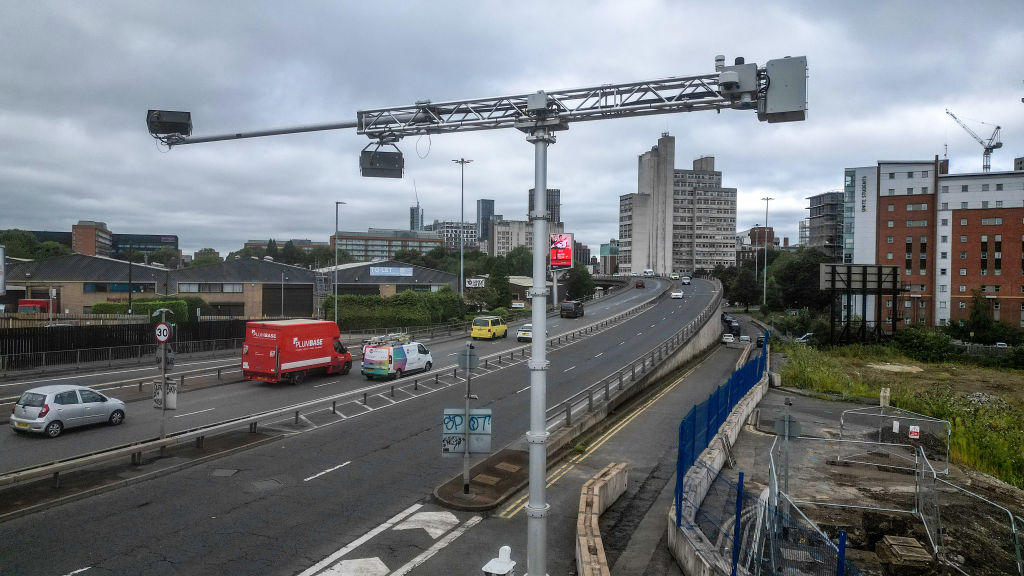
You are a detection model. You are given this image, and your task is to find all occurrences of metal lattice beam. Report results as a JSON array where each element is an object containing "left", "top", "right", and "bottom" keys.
[{"left": 357, "top": 73, "right": 733, "bottom": 139}]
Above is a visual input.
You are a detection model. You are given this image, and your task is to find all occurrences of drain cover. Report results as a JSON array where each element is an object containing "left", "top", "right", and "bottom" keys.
[
  {"left": 495, "top": 462, "right": 521, "bottom": 473},
  {"left": 253, "top": 479, "right": 282, "bottom": 491}
]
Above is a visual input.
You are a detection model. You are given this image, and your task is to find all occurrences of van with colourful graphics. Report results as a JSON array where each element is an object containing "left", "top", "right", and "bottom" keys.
[
  {"left": 242, "top": 320, "right": 351, "bottom": 384},
  {"left": 361, "top": 342, "right": 433, "bottom": 380}
]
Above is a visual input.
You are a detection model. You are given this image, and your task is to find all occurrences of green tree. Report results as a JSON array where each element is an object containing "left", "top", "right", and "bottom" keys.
[
  {"left": 564, "top": 262, "right": 595, "bottom": 300},
  {"left": 280, "top": 240, "right": 300, "bottom": 264},
  {"left": 35, "top": 241, "right": 71, "bottom": 259},
  {"left": 488, "top": 258, "right": 512, "bottom": 309},
  {"left": 265, "top": 239, "right": 279, "bottom": 260},
  {"left": 505, "top": 245, "right": 533, "bottom": 276},
  {"left": 770, "top": 247, "right": 831, "bottom": 311},
  {"left": 148, "top": 246, "right": 181, "bottom": 268},
  {"left": 226, "top": 244, "right": 265, "bottom": 261},
  {"left": 393, "top": 249, "right": 426, "bottom": 267},
  {"left": 729, "top": 267, "right": 760, "bottom": 310},
  {"left": 192, "top": 248, "right": 223, "bottom": 267},
  {"left": 0, "top": 229, "right": 41, "bottom": 259}
]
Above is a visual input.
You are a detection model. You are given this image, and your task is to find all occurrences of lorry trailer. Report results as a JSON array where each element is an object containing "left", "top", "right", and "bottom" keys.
[{"left": 242, "top": 319, "right": 352, "bottom": 384}]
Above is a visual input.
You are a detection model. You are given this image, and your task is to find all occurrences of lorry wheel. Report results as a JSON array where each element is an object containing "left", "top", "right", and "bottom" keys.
[
  {"left": 292, "top": 371, "right": 305, "bottom": 385},
  {"left": 342, "top": 362, "right": 351, "bottom": 375}
]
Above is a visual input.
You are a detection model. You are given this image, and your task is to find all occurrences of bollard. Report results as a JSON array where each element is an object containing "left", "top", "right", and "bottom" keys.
[
  {"left": 196, "top": 436, "right": 205, "bottom": 449},
  {"left": 565, "top": 402, "right": 572, "bottom": 426},
  {"left": 390, "top": 385, "right": 394, "bottom": 397},
  {"left": 498, "top": 355, "right": 502, "bottom": 365},
  {"left": 509, "top": 352, "right": 513, "bottom": 362},
  {"left": 435, "top": 374, "right": 439, "bottom": 386},
  {"left": 414, "top": 379, "right": 418, "bottom": 391},
  {"left": 180, "top": 375, "right": 185, "bottom": 388},
  {"left": 332, "top": 401, "right": 337, "bottom": 414},
  {"left": 249, "top": 422, "right": 258, "bottom": 433},
  {"left": 453, "top": 367, "right": 457, "bottom": 379},
  {"left": 295, "top": 411, "right": 300, "bottom": 425},
  {"left": 217, "top": 368, "right": 222, "bottom": 380},
  {"left": 363, "top": 393, "right": 367, "bottom": 404},
  {"left": 139, "top": 380, "right": 144, "bottom": 392}
]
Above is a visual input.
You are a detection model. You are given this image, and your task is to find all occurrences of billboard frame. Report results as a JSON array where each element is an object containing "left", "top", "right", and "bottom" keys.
[{"left": 549, "top": 233, "right": 573, "bottom": 269}]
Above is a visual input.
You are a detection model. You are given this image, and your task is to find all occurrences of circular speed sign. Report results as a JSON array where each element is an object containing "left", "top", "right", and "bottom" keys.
[{"left": 155, "top": 322, "right": 171, "bottom": 343}]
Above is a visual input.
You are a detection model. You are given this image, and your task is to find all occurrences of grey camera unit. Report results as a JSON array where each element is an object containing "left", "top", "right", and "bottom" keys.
[{"left": 147, "top": 110, "right": 193, "bottom": 136}]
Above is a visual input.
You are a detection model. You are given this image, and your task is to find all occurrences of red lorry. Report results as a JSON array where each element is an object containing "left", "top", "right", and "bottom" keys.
[{"left": 241, "top": 320, "right": 352, "bottom": 384}]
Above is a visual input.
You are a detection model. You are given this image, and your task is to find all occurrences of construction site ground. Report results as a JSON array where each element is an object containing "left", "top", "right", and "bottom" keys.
[{"left": 701, "top": 386, "right": 1024, "bottom": 576}]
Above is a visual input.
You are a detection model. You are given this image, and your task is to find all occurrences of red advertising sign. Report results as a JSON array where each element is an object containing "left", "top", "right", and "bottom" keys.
[{"left": 550, "top": 233, "right": 573, "bottom": 268}]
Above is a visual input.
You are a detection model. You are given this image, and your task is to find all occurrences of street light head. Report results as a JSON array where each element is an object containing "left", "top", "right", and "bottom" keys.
[{"left": 147, "top": 110, "right": 192, "bottom": 137}]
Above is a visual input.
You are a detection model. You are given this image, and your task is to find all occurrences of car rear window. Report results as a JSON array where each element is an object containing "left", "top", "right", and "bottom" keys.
[
  {"left": 472, "top": 319, "right": 490, "bottom": 327},
  {"left": 17, "top": 392, "right": 46, "bottom": 407}
]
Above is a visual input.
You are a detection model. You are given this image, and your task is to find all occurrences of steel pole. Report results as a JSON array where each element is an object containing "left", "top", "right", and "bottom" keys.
[
  {"left": 762, "top": 197, "right": 773, "bottom": 306},
  {"left": 160, "top": 309, "right": 167, "bottom": 440},
  {"left": 453, "top": 158, "right": 472, "bottom": 298},
  {"left": 334, "top": 202, "right": 342, "bottom": 325},
  {"left": 463, "top": 341, "right": 472, "bottom": 494},
  {"left": 526, "top": 127, "right": 553, "bottom": 576}
]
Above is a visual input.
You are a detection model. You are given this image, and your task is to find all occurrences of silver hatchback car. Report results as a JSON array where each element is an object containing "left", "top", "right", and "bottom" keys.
[{"left": 11, "top": 384, "right": 126, "bottom": 438}]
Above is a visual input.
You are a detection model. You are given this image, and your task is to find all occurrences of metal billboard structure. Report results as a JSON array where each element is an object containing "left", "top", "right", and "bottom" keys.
[{"left": 820, "top": 264, "right": 901, "bottom": 343}]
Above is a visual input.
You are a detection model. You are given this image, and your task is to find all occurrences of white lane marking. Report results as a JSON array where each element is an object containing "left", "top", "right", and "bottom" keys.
[
  {"left": 394, "top": 511, "right": 460, "bottom": 539},
  {"left": 637, "top": 332, "right": 643, "bottom": 336},
  {"left": 619, "top": 341, "right": 625, "bottom": 346},
  {"left": 650, "top": 323, "right": 656, "bottom": 327},
  {"left": 564, "top": 366, "right": 576, "bottom": 372},
  {"left": 594, "top": 352, "right": 604, "bottom": 358},
  {"left": 173, "top": 408, "right": 215, "bottom": 419},
  {"left": 326, "top": 557, "right": 388, "bottom": 575},
  {"left": 515, "top": 385, "right": 530, "bottom": 394},
  {"left": 314, "top": 381, "right": 335, "bottom": 388},
  {"left": 304, "top": 461, "right": 351, "bottom": 482},
  {"left": 297, "top": 504, "right": 422, "bottom": 576},
  {"left": 389, "top": 516, "right": 483, "bottom": 576},
  {"left": 62, "top": 569, "right": 91, "bottom": 576}
]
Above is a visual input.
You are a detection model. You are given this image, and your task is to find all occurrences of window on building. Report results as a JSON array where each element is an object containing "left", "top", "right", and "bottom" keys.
[
  {"left": 941, "top": 185, "right": 949, "bottom": 193},
  {"left": 920, "top": 301, "right": 926, "bottom": 309},
  {"left": 959, "top": 268, "right": 967, "bottom": 275},
  {"left": 941, "top": 218, "right": 948, "bottom": 226},
  {"left": 922, "top": 187, "right": 928, "bottom": 194},
  {"left": 941, "top": 203, "right": 948, "bottom": 210},
  {"left": 982, "top": 200, "right": 989, "bottom": 208},
  {"left": 960, "top": 218, "right": 968, "bottom": 225},
  {"left": 982, "top": 184, "right": 990, "bottom": 192},
  {"left": 939, "top": 285, "right": 947, "bottom": 292},
  {"left": 941, "top": 235, "right": 948, "bottom": 243},
  {"left": 887, "top": 204, "right": 894, "bottom": 212},
  {"left": 889, "top": 172, "right": 895, "bottom": 179},
  {"left": 923, "top": 170, "right": 929, "bottom": 177},
  {"left": 940, "top": 268, "right": 947, "bottom": 275},
  {"left": 959, "top": 301, "right": 967, "bottom": 309},
  {"left": 887, "top": 188, "right": 895, "bottom": 196},
  {"left": 907, "top": 188, "right": 914, "bottom": 195},
  {"left": 996, "top": 183, "right": 1003, "bottom": 191},
  {"left": 887, "top": 220, "right": 894, "bottom": 228},
  {"left": 961, "top": 202, "right": 968, "bottom": 209},
  {"left": 960, "top": 235, "right": 967, "bottom": 243},
  {"left": 886, "top": 253, "right": 893, "bottom": 260},
  {"left": 886, "top": 300, "right": 892, "bottom": 308},
  {"left": 996, "top": 200, "right": 1003, "bottom": 208},
  {"left": 887, "top": 236, "right": 894, "bottom": 244},
  {"left": 981, "top": 217, "right": 1002, "bottom": 225},
  {"left": 940, "top": 251, "right": 947, "bottom": 259},
  {"left": 907, "top": 171, "right": 914, "bottom": 178},
  {"left": 961, "top": 185, "right": 968, "bottom": 192},
  {"left": 940, "top": 301, "right": 947, "bottom": 308},
  {"left": 959, "top": 285, "right": 966, "bottom": 293},
  {"left": 179, "top": 283, "right": 199, "bottom": 293}
]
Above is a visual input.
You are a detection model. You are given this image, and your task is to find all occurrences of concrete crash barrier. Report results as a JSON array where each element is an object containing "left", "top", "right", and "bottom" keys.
[
  {"left": 667, "top": 367, "right": 772, "bottom": 574},
  {"left": 576, "top": 462, "right": 628, "bottom": 576}
]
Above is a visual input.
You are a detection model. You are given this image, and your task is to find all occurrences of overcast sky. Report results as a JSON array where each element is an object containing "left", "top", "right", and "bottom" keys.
[{"left": 2, "top": 1, "right": 1023, "bottom": 258}]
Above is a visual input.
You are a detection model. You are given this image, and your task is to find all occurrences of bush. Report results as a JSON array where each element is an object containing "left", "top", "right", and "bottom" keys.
[
  {"left": 490, "top": 307, "right": 509, "bottom": 319},
  {"left": 324, "top": 289, "right": 467, "bottom": 330},
  {"left": 892, "top": 325, "right": 956, "bottom": 363}
]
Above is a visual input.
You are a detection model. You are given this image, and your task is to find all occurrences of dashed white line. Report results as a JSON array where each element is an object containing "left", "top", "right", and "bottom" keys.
[
  {"left": 173, "top": 408, "right": 215, "bottom": 419},
  {"left": 314, "top": 381, "right": 335, "bottom": 388},
  {"left": 516, "top": 385, "right": 531, "bottom": 394},
  {"left": 594, "top": 352, "right": 604, "bottom": 358},
  {"left": 637, "top": 332, "right": 643, "bottom": 336},
  {"left": 304, "top": 461, "right": 351, "bottom": 482},
  {"left": 619, "top": 341, "right": 626, "bottom": 345},
  {"left": 564, "top": 366, "right": 576, "bottom": 372},
  {"left": 61, "top": 569, "right": 91, "bottom": 576},
  {"left": 650, "top": 323, "right": 656, "bottom": 327},
  {"left": 390, "top": 516, "right": 483, "bottom": 575}
]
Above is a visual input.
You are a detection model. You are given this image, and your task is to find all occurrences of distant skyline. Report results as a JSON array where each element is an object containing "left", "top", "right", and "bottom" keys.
[{"left": 1, "top": 2, "right": 1022, "bottom": 256}]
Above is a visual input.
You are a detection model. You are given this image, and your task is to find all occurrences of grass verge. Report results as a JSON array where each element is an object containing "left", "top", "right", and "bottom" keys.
[{"left": 779, "top": 342, "right": 1024, "bottom": 488}]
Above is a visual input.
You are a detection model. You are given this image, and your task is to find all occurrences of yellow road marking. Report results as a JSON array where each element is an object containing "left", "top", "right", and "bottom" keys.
[{"left": 498, "top": 361, "right": 701, "bottom": 519}]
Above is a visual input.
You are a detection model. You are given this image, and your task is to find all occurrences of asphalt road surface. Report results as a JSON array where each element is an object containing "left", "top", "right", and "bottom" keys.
[{"left": 0, "top": 278, "right": 728, "bottom": 575}]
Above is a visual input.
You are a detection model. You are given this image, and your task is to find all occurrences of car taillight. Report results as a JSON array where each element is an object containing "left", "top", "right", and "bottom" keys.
[
  {"left": 38, "top": 404, "right": 50, "bottom": 418},
  {"left": 243, "top": 344, "right": 248, "bottom": 354}
]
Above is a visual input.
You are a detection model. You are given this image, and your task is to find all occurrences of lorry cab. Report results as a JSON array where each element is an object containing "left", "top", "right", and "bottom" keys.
[
  {"left": 559, "top": 300, "right": 584, "bottom": 318},
  {"left": 361, "top": 340, "right": 433, "bottom": 380}
]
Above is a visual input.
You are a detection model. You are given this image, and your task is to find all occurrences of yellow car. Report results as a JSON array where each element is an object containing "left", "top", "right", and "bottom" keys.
[
  {"left": 471, "top": 316, "right": 508, "bottom": 340},
  {"left": 670, "top": 273, "right": 680, "bottom": 280}
]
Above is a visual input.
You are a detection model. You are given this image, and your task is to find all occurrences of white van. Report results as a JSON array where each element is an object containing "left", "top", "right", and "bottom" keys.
[
  {"left": 361, "top": 342, "right": 433, "bottom": 380},
  {"left": 642, "top": 269, "right": 655, "bottom": 277}
]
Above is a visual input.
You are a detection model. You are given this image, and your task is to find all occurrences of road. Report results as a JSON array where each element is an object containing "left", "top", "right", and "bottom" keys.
[{"left": 0, "top": 278, "right": 723, "bottom": 575}]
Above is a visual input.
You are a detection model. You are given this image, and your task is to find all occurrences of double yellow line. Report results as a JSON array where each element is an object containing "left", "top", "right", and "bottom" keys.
[{"left": 498, "top": 362, "right": 698, "bottom": 519}]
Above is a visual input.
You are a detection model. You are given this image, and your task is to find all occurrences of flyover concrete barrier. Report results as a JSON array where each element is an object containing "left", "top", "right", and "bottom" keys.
[
  {"left": 666, "top": 354, "right": 772, "bottom": 575},
  {"left": 575, "top": 462, "right": 628, "bottom": 576}
]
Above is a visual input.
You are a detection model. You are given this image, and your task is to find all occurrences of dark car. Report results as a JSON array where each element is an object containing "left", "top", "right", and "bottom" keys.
[
  {"left": 560, "top": 300, "right": 584, "bottom": 318},
  {"left": 756, "top": 335, "right": 765, "bottom": 346},
  {"left": 635, "top": 280, "right": 645, "bottom": 288}
]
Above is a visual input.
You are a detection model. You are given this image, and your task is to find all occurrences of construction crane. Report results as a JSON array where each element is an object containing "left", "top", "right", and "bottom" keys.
[{"left": 945, "top": 108, "right": 1002, "bottom": 172}]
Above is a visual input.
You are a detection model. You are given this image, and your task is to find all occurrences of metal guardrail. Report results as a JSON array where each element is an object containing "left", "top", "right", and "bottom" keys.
[
  {"left": 0, "top": 278, "right": 664, "bottom": 491},
  {"left": 0, "top": 338, "right": 244, "bottom": 377}
]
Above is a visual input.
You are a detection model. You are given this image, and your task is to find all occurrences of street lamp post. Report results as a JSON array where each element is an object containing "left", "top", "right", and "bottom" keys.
[
  {"left": 334, "top": 201, "right": 346, "bottom": 326},
  {"left": 761, "top": 197, "right": 773, "bottom": 306},
  {"left": 281, "top": 272, "right": 288, "bottom": 317},
  {"left": 453, "top": 158, "right": 472, "bottom": 298}
]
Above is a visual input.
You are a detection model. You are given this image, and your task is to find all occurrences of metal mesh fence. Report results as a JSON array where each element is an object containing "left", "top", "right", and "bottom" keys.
[
  {"left": 840, "top": 406, "right": 950, "bottom": 473},
  {"left": 935, "top": 476, "right": 1023, "bottom": 576}
]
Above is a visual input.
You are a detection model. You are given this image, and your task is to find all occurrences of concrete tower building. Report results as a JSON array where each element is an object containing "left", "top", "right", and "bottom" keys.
[{"left": 618, "top": 133, "right": 736, "bottom": 275}]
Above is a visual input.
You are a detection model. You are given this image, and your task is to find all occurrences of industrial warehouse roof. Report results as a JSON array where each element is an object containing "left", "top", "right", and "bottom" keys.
[
  {"left": 173, "top": 257, "right": 316, "bottom": 284},
  {"left": 6, "top": 254, "right": 172, "bottom": 290},
  {"left": 318, "top": 260, "right": 456, "bottom": 285}
]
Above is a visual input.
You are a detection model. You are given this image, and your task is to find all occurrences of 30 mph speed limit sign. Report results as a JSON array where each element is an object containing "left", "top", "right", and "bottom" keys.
[{"left": 155, "top": 322, "right": 171, "bottom": 343}]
